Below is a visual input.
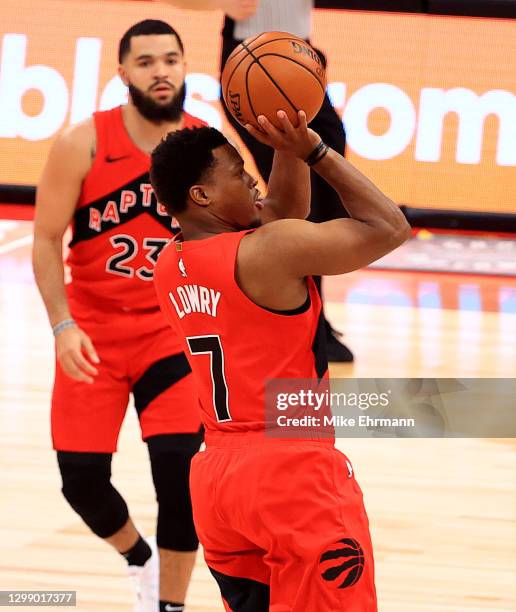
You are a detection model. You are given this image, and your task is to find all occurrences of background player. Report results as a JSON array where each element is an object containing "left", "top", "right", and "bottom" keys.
[
  {"left": 164, "top": 0, "right": 354, "bottom": 362},
  {"left": 151, "top": 115, "right": 410, "bottom": 609},
  {"left": 33, "top": 20, "right": 206, "bottom": 612}
]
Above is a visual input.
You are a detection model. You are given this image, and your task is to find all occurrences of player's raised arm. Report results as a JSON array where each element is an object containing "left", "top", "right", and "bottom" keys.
[
  {"left": 33, "top": 121, "right": 100, "bottom": 384},
  {"left": 243, "top": 141, "right": 411, "bottom": 279},
  {"left": 246, "top": 111, "right": 315, "bottom": 223}
]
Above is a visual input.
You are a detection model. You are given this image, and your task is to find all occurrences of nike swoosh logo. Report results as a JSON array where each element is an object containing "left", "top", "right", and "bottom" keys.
[{"left": 105, "top": 155, "right": 129, "bottom": 163}]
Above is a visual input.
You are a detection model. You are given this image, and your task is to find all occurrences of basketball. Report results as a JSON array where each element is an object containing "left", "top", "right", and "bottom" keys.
[{"left": 221, "top": 31, "right": 327, "bottom": 129}]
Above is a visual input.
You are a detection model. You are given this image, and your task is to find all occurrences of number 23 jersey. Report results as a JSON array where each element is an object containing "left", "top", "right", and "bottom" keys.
[{"left": 67, "top": 105, "right": 206, "bottom": 311}]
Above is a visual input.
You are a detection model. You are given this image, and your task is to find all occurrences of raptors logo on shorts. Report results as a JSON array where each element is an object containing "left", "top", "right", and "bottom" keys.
[{"left": 320, "top": 538, "right": 365, "bottom": 589}]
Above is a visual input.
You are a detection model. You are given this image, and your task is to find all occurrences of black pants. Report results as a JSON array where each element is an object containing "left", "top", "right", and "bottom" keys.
[{"left": 220, "top": 36, "right": 348, "bottom": 225}]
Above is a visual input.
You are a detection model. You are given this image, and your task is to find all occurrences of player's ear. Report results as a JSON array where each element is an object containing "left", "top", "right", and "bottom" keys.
[
  {"left": 118, "top": 64, "right": 129, "bottom": 87},
  {"left": 189, "top": 185, "right": 210, "bottom": 208}
]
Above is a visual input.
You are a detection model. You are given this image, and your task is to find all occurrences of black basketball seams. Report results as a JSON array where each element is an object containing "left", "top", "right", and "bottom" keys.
[
  {"left": 223, "top": 35, "right": 319, "bottom": 109},
  {"left": 244, "top": 57, "right": 304, "bottom": 122},
  {"left": 226, "top": 35, "right": 305, "bottom": 77},
  {"left": 242, "top": 45, "right": 301, "bottom": 117},
  {"left": 245, "top": 63, "right": 261, "bottom": 124},
  {"left": 256, "top": 53, "right": 326, "bottom": 93},
  {"left": 223, "top": 34, "right": 282, "bottom": 100},
  {"left": 223, "top": 32, "right": 262, "bottom": 75},
  {"left": 225, "top": 32, "right": 264, "bottom": 63}
]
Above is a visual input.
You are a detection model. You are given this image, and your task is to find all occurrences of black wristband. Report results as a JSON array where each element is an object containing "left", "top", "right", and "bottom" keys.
[
  {"left": 307, "top": 143, "right": 329, "bottom": 167},
  {"left": 304, "top": 140, "right": 325, "bottom": 165}
]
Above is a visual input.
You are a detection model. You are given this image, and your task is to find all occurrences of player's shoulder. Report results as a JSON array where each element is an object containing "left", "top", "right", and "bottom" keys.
[
  {"left": 44, "top": 118, "right": 95, "bottom": 177},
  {"left": 183, "top": 111, "right": 208, "bottom": 128},
  {"left": 246, "top": 218, "right": 312, "bottom": 246},
  {"left": 54, "top": 117, "right": 96, "bottom": 154},
  {"left": 238, "top": 219, "right": 313, "bottom": 265}
]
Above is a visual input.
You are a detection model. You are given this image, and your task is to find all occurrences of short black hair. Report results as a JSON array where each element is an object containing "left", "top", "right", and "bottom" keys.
[
  {"left": 118, "top": 19, "right": 184, "bottom": 64},
  {"left": 151, "top": 127, "right": 229, "bottom": 215}
]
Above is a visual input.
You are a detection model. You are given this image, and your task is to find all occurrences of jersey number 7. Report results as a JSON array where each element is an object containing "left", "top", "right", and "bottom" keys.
[{"left": 187, "top": 335, "right": 232, "bottom": 422}]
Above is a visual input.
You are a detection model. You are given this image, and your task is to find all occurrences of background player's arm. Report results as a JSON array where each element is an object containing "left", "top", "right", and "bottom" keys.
[
  {"left": 161, "top": 0, "right": 259, "bottom": 20},
  {"left": 33, "top": 121, "right": 100, "bottom": 384}
]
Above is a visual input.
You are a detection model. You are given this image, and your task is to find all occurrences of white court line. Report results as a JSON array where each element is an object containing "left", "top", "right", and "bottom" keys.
[{"left": 0, "top": 234, "right": 33, "bottom": 255}]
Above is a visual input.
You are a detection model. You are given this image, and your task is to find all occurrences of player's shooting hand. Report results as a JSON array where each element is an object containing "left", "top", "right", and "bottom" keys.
[
  {"left": 222, "top": 0, "right": 259, "bottom": 21},
  {"left": 245, "top": 111, "right": 321, "bottom": 160},
  {"left": 56, "top": 326, "right": 100, "bottom": 384}
]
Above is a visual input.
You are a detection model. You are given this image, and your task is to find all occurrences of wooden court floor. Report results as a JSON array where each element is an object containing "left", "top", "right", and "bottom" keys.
[{"left": 0, "top": 220, "right": 515, "bottom": 611}]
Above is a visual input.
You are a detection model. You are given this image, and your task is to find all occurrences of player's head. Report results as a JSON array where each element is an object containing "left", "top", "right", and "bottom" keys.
[
  {"left": 151, "top": 127, "right": 263, "bottom": 231},
  {"left": 118, "top": 20, "right": 186, "bottom": 123}
]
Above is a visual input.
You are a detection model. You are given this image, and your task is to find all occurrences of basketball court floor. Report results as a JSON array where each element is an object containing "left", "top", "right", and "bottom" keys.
[{"left": 0, "top": 216, "right": 515, "bottom": 611}]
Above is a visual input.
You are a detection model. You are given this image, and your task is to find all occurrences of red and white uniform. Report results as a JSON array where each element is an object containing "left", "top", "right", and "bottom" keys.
[
  {"left": 154, "top": 230, "right": 377, "bottom": 611},
  {"left": 51, "top": 107, "right": 205, "bottom": 453},
  {"left": 68, "top": 106, "right": 204, "bottom": 310}
]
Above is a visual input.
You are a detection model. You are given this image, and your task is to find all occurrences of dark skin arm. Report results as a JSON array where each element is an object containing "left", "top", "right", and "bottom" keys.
[
  {"left": 33, "top": 120, "right": 100, "bottom": 384},
  {"left": 252, "top": 111, "right": 317, "bottom": 223},
  {"left": 236, "top": 124, "right": 412, "bottom": 311}
]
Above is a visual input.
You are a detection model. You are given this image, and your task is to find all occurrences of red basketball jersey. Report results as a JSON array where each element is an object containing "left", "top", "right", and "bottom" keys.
[
  {"left": 67, "top": 106, "right": 206, "bottom": 311},
  {"left": 153, "top": 230, "right": 329, "bottom": 433}
]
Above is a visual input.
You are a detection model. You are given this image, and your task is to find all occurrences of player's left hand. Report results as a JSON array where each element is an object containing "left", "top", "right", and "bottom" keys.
[{"left": 245, "top": 111, "right": 320, "bottom": 160}]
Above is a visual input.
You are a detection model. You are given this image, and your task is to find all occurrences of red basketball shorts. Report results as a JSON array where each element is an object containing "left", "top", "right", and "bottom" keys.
[
  {"left": 190, "top": 432, "right": 377, "bottom": 611},
  {"left": 51, "top": 306, "right": 201, "bottom": 453}
]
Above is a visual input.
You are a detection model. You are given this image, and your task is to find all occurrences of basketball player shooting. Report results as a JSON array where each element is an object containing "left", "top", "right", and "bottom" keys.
[{"left": 151, "top": 106, "right": 410, "bottom": 610}]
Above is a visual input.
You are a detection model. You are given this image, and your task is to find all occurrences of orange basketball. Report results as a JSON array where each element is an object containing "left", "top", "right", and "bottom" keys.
[{"left": 221, "top": 31, "right": 327, "bottom": 130}]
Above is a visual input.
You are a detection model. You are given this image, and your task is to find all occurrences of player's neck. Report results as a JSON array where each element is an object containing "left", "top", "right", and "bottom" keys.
[
  {"left": 179, "top": 216, "right": 238, "bottom": 242},
  {"left": 122, "top": 103, "right": 183, "bottom": 155}
]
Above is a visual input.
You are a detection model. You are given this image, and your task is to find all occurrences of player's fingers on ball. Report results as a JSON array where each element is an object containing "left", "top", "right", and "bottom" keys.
[
  {"left": 245, "top": 124, "right": 270, "bottom": 145},
  {"left": 257, "top": 117, "right": 284, "bottom": 147},
  {"left": 297, "top": 110, "right": 308, "bottom": 131},
  {"left": 257, "top": 115, "right": 282, "bottom": 138},
  {"left": 277, "top": 110, "right": 295, "bottom": 134},
  {"left": 245, "top": 123, "right": 264, "bottom": 138}
]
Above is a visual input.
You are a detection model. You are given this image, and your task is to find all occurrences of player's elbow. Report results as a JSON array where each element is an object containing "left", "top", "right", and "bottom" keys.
[
  {"left": 391, "top": 217, "right": 412, "bottom": 247},
  {"left": 377, "top": 213, "right": 411, "bottom": 249},
  {"left": 374, "top": 225, "right": 411, "bottom": 263},
  {"left": 32, "top": 232, "right": 62, "bottom": 267}
]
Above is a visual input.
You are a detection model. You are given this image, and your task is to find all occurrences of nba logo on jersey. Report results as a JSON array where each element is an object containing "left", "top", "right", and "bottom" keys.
[{"left": 179, "top": 258, "right": 187, "bottom": 278}]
